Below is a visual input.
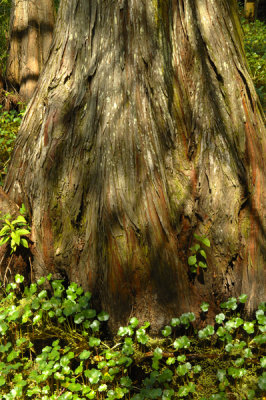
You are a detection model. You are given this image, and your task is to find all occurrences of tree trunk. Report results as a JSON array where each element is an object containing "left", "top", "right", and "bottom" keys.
[
  {"left": 4, "top": 0, "right": 265, "bottom": 332},
  {"left": 244, "top": 0, "right": 259, "bottom": 20},
  {"left": 6, "top": 0, "right": 55, "bottom": 102}
]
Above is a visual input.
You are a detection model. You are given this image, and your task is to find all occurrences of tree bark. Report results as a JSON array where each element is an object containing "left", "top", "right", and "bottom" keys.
[
  {"left": 244, "top": 0, "right": 259, "bottom": 20},
  {"left": 6, "top": 0, "right": 55, "bottom": 102},
  {"left": 4, "top": 0, "right": 265, "bottom": 331}
]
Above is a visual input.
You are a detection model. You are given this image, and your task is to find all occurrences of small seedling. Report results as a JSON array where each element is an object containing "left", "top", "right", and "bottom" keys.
[
  {"left": 188, "top": 233, "right": 210, "bottom": 273},
  {"left": 0, "top": 204, "right": 30, "bottom": 253}
]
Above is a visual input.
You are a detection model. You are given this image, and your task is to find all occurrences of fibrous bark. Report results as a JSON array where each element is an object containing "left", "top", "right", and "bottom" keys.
[
  {"left": 6, "top": 0, "right": 55, "bottom": 102},
  {"left": 4, "top": 0, "right": 265, "bottom": 331}
]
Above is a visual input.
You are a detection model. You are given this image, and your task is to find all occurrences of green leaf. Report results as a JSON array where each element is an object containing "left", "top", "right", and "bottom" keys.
[
  {"left": 162, "top": 325, "right": 172, "bottom": 336},
  {"left": 234, "top": 357, "right": 244, "bottom": 367},
  {"left": 201, "top": 302, "right": 209, "bottom": 312},
  {"left": 67, "top": 382, "right": 82, "bottom": 392},
  {"left": 188, "top": 255, "right": 197, "bottom": 266},
  {"left": 260, "top": 356, "right": 266, "bottom": 368},
  {"left": 129, "top": 317, "right": 139, "bottom": 328},
  {"left": 120, "top": 376, "right": 132, "bottom": 387},
  {"left": 37, "top": 276, "right": 46, "bottom": 285},
  {"left": 21, "top": 238, "right": 29, "bottom": 248},
  {"left": 89, "top": 336, "right": 101, "bottom": 347},
  {"left": 75, "top": 362, "right": 83, "bottom": 374},
  {"left": 0, "top": 224, "right": 10, "bottom": 236},
  {"left": 98, "top": 384, "right": 107, "bottom": 392},
  {"left": 98, "top": 311, "right": 109, "bottom": 321},
  {"left": 198, "top": 261, "right": 207, "bottom": 269},
  {"left": 11, "top": 230, "right": 20, "bottom": 245},
  {"left": 199, "top": 249, "right": 207, "bottom": 259},
  {"left": 79, "top": 350, "right": 91, "bottom": 360},
  {"left": 228, "top": 367, "right": 247, "bottom": 379},
  {"left": 136, "top": 328, "right": 149, "bottom": 344},
  {"left": 180, "top": 312, "right": 195, "bottom": 326},
  {"left": 193, "top": 365, "right": 202, "bottom": 374},
  {"left": 198, "top": 325, "right": 214, "bottom": 339},
  {"left": 170, "top": 317, "right": 180, "bottom": 327},
  {"left": 220, "top": 297, "right": 237, "bottom": 310},
  {"left": 12, "top": 215, "right": 27, "bottom": 224},
  {"left": 189, "top": 244, "right": 200, "bottom": 252},
  {"left": 258, "top": 302, "right": 266, "bottom": 312},
  {"left": 194, "top": 233, "right": 210, "bottom": 247},
  {"left": 256, "top": 309, "right": 266, "bottom": 325},
  {"left": 153, "top": 347, "right": 163, "bottom": 359},
  {"left": 215, "top": 313, "right": 225, "bottom": 324},
  {"left": 258, "top": 372, "right": 266, "bottom": 390},
  {"left": 0, "top": 236, "right": 9, "bottom": 246},
  {"left": 15, "top": 228, "right": 30, "bottom": 235},
  {"left": 225, "top": 343, "right": 233, "bottom": 352},
  {"left": 246, "top": 390, "right": 255, "bottom": 400},
  {"left": 166, "top": 357, "right": 176, "bottom": 365},
  {"left": 7, "top": 349, "right": 20, "bottom": 362},
  {"left": 162, "top": 389, "right": 175, "bottom": 400},
  {"left": 33, "top": 312, "right": 42, "bottom": 325},
  {"left": 201, "top": 237, "right": 210, "bottom": 247},
  {"left": 15, "top": 274, "right": 24, "bottom": 283},
  {"left": 0, "top": 377, "right": 6, "bottom": 386},
  {"left": 19, "top": 204, "right": 26, "bottom": 215},
  {"left": 238, "top": 294, "right": 248, "bottom": 303},
  {"left": 84, "top": 368, "right": 102, "bottom": 384},
  {"left": 173, "top": 336, "right": 190, "bottom": 349},
  {"left": 38, "top": 290, "right": 48, "bottom": 299},
  {"left": 90, "top": 320, "right": 100, "bottom": 332},
  {"left": 243, "top": 348, "right": 253, "bottom": 358},
  {"left": 243, "top": 321, "right": 255, "bottom": 334},
  {"left": 74, "top": 313, "right": 85, "bottom": 324},
  {"left": 253, "top": 334, "right": 266, "bottom": 345},
  {"left": 177, "top": 385, "right": 189, "bottom": 397}
]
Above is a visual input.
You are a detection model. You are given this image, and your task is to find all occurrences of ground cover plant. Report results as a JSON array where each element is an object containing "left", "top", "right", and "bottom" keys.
[
  {"left": 0, "top": 105, "right": 24, "bottom": 186},
  {"left": 0, "top": 274, "right": 265, "bottom": 400}
]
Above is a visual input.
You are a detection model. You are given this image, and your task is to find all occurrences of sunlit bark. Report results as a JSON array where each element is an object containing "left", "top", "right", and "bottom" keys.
[
  {"left": 6, "top": 0, "right": 55, "bottom": 102},
  {"left": 4, "top": 0, "right": 265, "bottom": 331},
  {"left": 244, "top": 0, "right": 259, "bottom": 20}
]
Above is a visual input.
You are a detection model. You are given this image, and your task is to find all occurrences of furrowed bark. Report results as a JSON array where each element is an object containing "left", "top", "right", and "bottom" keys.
[
  {"left": 6, "top": 0, "right": 55, "bottom": 102},
  {"left": 4, "top": 0, "right": 265, "bottom": 331}
]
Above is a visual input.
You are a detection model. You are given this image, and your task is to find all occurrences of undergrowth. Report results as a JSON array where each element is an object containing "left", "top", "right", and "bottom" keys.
[
  {"left": 242, "top": 18, "right": 266, "bottom": 109},
  {"left": 0, "top": 275, "right": 265, "bottom": 400},
  {"left": 0, "top": 104, "right": 24, "bottom": 186}
]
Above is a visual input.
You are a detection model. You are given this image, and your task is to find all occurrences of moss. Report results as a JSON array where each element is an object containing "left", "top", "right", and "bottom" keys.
[{"left": 194, "top": 361, "right": 220, "bottom": 399}]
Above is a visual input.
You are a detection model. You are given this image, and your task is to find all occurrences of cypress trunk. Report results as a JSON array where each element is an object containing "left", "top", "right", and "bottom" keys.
[
  {"left": 4, "top": 0, "right": 265, "bottom": 331},
  {"left": 244, "top": 0, "right": 259, "bottom": 20},
  {"left": 6, "top": 0, "right": 55, "bottom": 102}
]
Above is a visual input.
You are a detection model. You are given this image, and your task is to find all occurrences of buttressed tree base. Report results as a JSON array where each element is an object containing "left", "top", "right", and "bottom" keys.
[{"left": 3, "top": 0, "right": 265, "bottom": 331}]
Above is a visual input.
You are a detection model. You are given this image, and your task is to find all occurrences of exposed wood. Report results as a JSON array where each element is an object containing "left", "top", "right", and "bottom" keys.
[{"left": 4, "top": 0, "right": 266, "bottom": 332}]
